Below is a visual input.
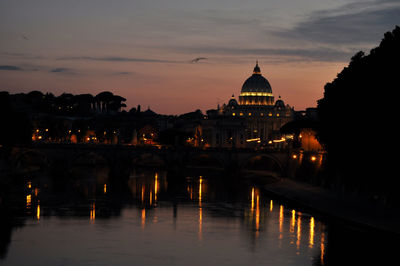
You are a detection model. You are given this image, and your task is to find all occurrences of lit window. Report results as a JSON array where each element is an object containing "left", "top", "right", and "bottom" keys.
[
  {"left": 240, "top": 112, "right": 243, "bottom": 116},
  {"left": 232, "top": 113, "right": 236, "bottom": 116},
  {"left": 248, "top": 113, "right": 252, "bottom": 116}
]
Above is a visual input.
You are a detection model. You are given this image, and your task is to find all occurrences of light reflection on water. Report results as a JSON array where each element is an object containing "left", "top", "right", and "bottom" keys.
[{"left": 0, "top": 168, "right": 396, "bottom": 265}]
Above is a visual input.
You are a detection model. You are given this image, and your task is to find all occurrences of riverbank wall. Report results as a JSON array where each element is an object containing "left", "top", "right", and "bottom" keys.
[{"left": 262, "top": 177, "right": 400, "bottom": 236}]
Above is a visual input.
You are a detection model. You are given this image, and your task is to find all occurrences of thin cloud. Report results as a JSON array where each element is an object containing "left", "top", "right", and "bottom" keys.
[
  {"left": 0, "top": 65, "right": 22, "bottom": 71},
  {"left": 175, "top": 46, "right": 354, "bottom": 62},
  {"left": 114, "top": 71, "right": 132, "bottom": 75},
  {"left": 167, "top": 0, "right": 399, "bottom": 63},
  {"left": 273, "top": 0, "right": 400, "bottom": 46},
  {"left": 50, "top": 67, "right": 76, "bottom": 74},
  {"left": 56, "top": 56, "right": 179, "bottom": 63}
]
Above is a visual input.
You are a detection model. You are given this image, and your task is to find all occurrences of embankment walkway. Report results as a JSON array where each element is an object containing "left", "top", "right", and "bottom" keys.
[{"left": 262, "top": 178, "right": 400, "bottom": 235}]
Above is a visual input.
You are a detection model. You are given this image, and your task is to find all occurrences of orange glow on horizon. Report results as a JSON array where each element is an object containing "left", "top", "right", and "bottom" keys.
[{"left": 0, "top": 61, "right": 346, "bottom": 115}]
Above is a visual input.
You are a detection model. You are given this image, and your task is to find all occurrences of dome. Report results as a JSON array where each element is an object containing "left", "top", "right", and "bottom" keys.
[
  {"left": 241, "top": 62, "right": 272, "bottom": 94},
  {"left": 275, "top": 96, "right": 285, "bottom": 108},
  {"left": 227, "top": 94, "right": 238, "bottom": 107},
  {"left": 239, "top": 62, "right": 274, "bottom": 106}
]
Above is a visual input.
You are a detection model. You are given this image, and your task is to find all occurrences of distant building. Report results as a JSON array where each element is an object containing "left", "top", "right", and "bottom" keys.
[
  {"left": 281, "top": 107, "right": 323, "bottom": 152},
  {"left": 205, "top": 62, "right": 294, "bottom": 148}
]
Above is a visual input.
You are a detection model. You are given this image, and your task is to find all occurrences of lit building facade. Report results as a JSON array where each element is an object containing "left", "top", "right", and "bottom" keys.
[{"left": 204, "top": 62, "right": 294, "bottom": 148}]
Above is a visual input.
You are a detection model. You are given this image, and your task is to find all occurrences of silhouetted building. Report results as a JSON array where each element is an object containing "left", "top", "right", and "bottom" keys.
[{"left": 281, "top": 107, "right": 323, "bottom": 152}]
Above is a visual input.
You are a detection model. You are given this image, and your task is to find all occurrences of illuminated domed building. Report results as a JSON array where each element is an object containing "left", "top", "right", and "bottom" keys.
[
  {"left": 204, "top": 62, "right": 294, "bottom": 148},
  {"left": 238, "top": 62, "right": 274, "bottom": 106}
]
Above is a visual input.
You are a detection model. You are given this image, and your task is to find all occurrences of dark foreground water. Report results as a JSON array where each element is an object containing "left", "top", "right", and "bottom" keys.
[{"left": 0, "top": 167, "right": 397, "bottom": 265}]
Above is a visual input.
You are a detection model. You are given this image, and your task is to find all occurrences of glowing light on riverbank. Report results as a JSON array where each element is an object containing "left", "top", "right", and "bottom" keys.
[
  {"left": 26, "top": 195, "right": 31, "bottom": 208},
  {"left": 141, "top": 185, "right": 145, "bottom": 204},
  {"left": 251, "top": 187, "right": 255, "bottom": 211}
]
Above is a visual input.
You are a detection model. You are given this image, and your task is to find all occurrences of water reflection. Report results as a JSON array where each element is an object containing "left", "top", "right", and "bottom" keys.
[
  {"left": 128, "top": 171, "right": 165, "bottom": 208},
  {"left": 141, "top": 208, "right": 146, "bottom": 228},
  {"left": 90, "top": 202, "right": 95, "bottom": 222},
  {"left": 310, "top": 217, "right": 315, "bottom": 248},
  {"left": 36, "top": 204, "right": 40, "bottom": 221},
  {"left": 0, "top": 167, "right": 398, "bottom": 265},
  {"left": 320, "top": 231, "right": 325, "bottom": 265},
  {"left": 296, "top": 215, "right": 301, "bottom": 250}
]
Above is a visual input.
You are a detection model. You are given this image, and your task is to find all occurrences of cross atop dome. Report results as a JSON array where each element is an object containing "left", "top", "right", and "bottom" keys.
[{"left": 253, "top": 60, "right": 261, "bottom": 74}]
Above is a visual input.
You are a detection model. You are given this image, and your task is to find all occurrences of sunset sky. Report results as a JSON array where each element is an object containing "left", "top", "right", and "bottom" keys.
[{"left": 1, "top": 0, "right": 398, "bottom": 114}]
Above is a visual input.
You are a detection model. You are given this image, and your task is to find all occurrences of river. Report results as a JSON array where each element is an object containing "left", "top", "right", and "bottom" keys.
[{"left": 0, "top": 167, "right": 396, "bottom": 265}]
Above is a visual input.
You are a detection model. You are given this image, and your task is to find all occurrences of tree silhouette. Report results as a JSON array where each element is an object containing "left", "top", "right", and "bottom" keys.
[
  {"left": 74, "top": 94, "right": 94, "bottom": 115},
  {"left": 0, "top": 91, "right": 31, "bottom": 147},
  {"left": 95, "top": 91, "right": 114, "bottom": 113},
  {"left": 317, "top": 26, "right": 400, "bottom": 203},
  {"left": 109, "top": 95, "right": 127, "bottom": 112}
]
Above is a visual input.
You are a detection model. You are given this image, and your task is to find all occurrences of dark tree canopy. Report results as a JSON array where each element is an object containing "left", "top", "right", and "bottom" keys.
[
  {"left": 317, "top": 26, "right": 400, "bottom": 201},
  {"left": 318, "top": 26, "right": 399, "bottom": 152}
]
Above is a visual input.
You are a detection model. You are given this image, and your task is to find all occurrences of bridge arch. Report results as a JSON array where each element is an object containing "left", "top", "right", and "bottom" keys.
[
  {"left": 13, "top": 149, "right": 48, "bottom": 170},
  {"left": 183, "top": 152, "right": 226, "bottom": 170},
  {"left": 240, "top": 154, "right": 284, "bottom": 177},
  {"left": 71, "top": 151, "right": 108, "bottom": 167},
  {"left": 132, "top": 152, "right": 166, "bottom": 168}
]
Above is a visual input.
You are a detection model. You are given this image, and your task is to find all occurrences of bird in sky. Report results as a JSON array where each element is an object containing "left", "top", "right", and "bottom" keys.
[
  {"left": 22, "top": 34, "right": 29, "bottom": 40},
  {"left": 190, "top": 57, "right": 207, "bottom": 63}
]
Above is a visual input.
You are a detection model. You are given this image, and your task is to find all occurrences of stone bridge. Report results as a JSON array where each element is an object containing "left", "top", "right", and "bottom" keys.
[{"left": 10, "top": 144, "right": 292, "bottom": 177}]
